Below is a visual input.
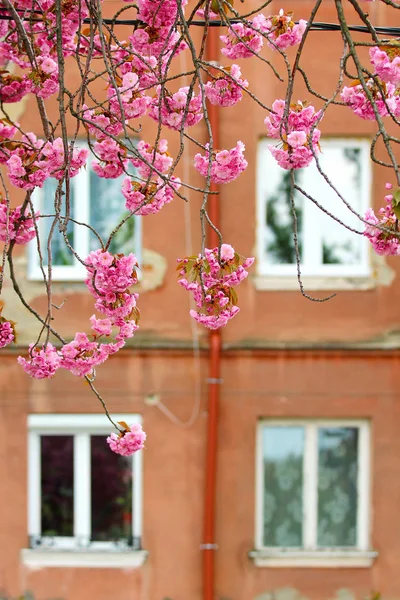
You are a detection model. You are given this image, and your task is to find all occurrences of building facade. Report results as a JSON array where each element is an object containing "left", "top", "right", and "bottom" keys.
[{"left": 1, "top": 1, "right": 400, "bottom": 599}]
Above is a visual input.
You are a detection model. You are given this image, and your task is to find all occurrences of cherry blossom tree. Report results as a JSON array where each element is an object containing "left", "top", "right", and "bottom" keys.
[{"left": 0, "top": 0, "right": 399, "bottom": 451}]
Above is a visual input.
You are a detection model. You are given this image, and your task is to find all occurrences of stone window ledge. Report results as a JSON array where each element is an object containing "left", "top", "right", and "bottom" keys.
[
  {"left": 248, "top": 550, "right": 378, "bottom": 569},
  {"left": 252, "top": 274, "right": 377, "bottom": 292},
  {"left": 21, "top": 549, "right": 148, "bottom": 569}
]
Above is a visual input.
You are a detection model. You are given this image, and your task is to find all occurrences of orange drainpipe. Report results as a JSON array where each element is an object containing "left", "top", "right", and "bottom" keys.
[{"left": 202, "top": 23, "right": 221, "bottom": 600}]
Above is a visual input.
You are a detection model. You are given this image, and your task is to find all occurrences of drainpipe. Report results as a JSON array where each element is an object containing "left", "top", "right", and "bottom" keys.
[{"left": 202, "top": 22, "right": 221, "bottom": 600}]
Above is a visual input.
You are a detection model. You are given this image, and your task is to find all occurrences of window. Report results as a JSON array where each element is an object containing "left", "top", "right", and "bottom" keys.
[
  {"left": 253, "top": 420, "right": 376, "bottom": 567},
  {"left": 27, "top": 414, "right": 143, "bottom": 553},
  {"left": 28, "top": 145, "right": 141, "bottom": 281},
  {"left": 256, "top": 138, "right": 371, "bottom": 281}
]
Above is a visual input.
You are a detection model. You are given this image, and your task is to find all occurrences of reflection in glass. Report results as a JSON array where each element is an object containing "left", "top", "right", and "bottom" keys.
[
  {"left": 41, "top": 435, "right": 74, "bottom": 536},
  {"left": 89, "top": 155, "right": 139, "bottom": 256},
  {"left": 317, "top": 427, "right": 358, "bottom": 547},
  {"left": 264, "top": 143, "right": 365, "bottom": 267},
  {"left": 263, "top": 426, "right": 304, "bottom": 547},
  {"left": 41, "top": 179, "right": 75, "bottom": 266},
  {"left": 91, "top": 435, "right": 132, "bottom": 542}
]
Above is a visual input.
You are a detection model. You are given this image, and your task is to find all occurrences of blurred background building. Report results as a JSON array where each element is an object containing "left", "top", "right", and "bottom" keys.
[{"left": 1, "top": 1, "right": 400, "bottom": 599}]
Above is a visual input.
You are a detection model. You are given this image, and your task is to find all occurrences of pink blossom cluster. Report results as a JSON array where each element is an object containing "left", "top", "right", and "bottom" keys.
[
  {"left": 107, "top": 422, "right": 146, "bottom": 456},
  {"left": 18, "top": 343, "right": 61, "bottom": 379},
  {"left": 81, "top": 105, "right": 124, "bottom": 141},
  {"left": 0, "top": 118, "right": 18, "bottom": 141},
  {"left": 122, "top": 177, "right": 181, "bottom": 215},
  {"left": 38, "top": 139, "right": 88, "bottom": 180},
  {"left": 130, "top": 139, "right": 173, "bottom": 179},
  {"left": 341, "top": 79, "right": 400, "bottom": 120},
  {"left": 364, "top": 184, "right": 400, "bottom": 255},
  {"left": 0, "top": 200, "right": 38, "bottom": 245},
  {"left": 254, "top": 10, "right": 307, "bottom": 50},
  {"left": 27, "top": 56, "right": 59, "bottom": 99},
  {"left": 85, "top": 250, "right": 140, "bottom": 328},
  {"left": 18, "top": 251, "right": 140, "bottom": 379},
  {"left": 58, "top": 332, "right": 123, "bottom": 378},
  {"left": 149, "top": 86, "right": 204, "bottom": 130},
  {"left": 0, "top": 0, "right": 88, "bottom": 102},
  {"left": 128, "top": 26, "right": 187, "bottom": 64},
  {"left": 3, "top": 134, "right": 46, "bottom": 190},
  {"left": 177, "top": 244, "right": 254, "bottom": 329},
  {"left": 194, "top": 142, "right": 248, "bottom": 184},
  {"left": 0, "top": 320, "right": 15, "bottom": 349},
  {"left": 195, "top": 7, "right": 219, "bottom": 19},
  {"left": 135, "top": 0, "right": 188, "bottom": 28},
  {"left": 370, "top": 45, "right": 400, "bottom": 87},
  {"left": 204, "top": 65, "right": 248, "bottom": 107},
  {"left": 264, "top": 99, "right": 322, "bottom": 169},
  {"left": 3, "top": 135, "right": 88, "bottom": 190},
  {"left": 92, "top": 139, "right": 128, "bottom": 179},
  {"left": 220, "top": 21, "right": 264, "bottom": 59},
  {"left": 0, "top": 72, "right": 31, "bottom": 103},
  {"left": 107, "top": 72, "right": 152, "bottom": 121}
]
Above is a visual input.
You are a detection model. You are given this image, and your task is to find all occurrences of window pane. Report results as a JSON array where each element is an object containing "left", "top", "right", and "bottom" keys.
[
  {"left": 303, "top": 145, "right": 365, "bottom": 266},
  {"left": 264, "top": 166, "right": 304, "bottom": 265},
  {"left": 261, "top": 140, "right": 368, "bottom": 270},
  {"left": 41, "top": 435, "right": 74, "bottom": 537},
  {"left": 89, "top": 171, "right": 137, "bottom": 256},
  {"left": 317, "top": 427, "right": 358, "bottom": 547},
  {"left": 262, "top": 426, "right": 304, "bottom": 547},
  {"left": 91, "top": 435, "right": 132, "bottom": 542},
  {"left": 41, "top": 179, "right": 75, "bottom": 266}
]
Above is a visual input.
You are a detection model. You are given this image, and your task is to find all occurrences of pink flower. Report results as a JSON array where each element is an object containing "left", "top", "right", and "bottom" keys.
[
  {"left": 7, "top": 155, "right": 26, "bottom": 178},
  {"left": 254, "top": 10, "right": 306, "bottom": 51},
  {"left": 220, "top": 244, "right": 235, "bottom": 261},
  {"left": 194, "top": 142, "right": 248, "bottom": 184},
  {"left": 177, "top": 246, "right": 254, "bottom": 330},
  {"left": 220, "top": 21, "right": 263, "bottom": 59},
  {"left": 136, "top": 0, "right": 188, "bottom": 28},
  {"left": 59, "top": 333, "right": 110, "bottom": 377},
  {"left": 0, "top": 73, "right": 31, "bottom": 103},
  {"left": 130, "top": 139, "right": 173, "bottom": 179},
  {"left": 341, "top": 79, "right": 400, "bottom": 120},
  {"left": 18, "top": 344, "right": 61, "bottom": 379},
  {"left": 149, "top": 86, "right": 203, "bottom": 130},
  {"left": 122, "top": 177, "right": 180, "bottom": 215},
  {"left": 0, "top": 202, "right": 38, "bottom": 245},
  {"left": 129, "top": 26, "right": 187, "bottom": 61},
  {"left": 287, "top": 130, "right": 307, "bottom": 148},
  {"left": 370, "top": 45, "right": 400, "bottom": 87},
  {"left": 265, "top": 99, "right": 322, "bottom": 138},
  {"left": 90, "top": 315, "right": 113, "bottom": 336},
  {"left": 204, "top": 64, "right": 248, "bottom": 108},
  {"left": 107, "top": 73, "right": 152, "bottom": 120},
  {"left": 264, "top": 100, "right": 322, "bottom": 170},
  {"left": 81, "top": 105, "right": 123, "bottom": 141},
  {"left": 107, "top": 422, "right": 146, "bottom": 456},
  {"left": 364, "top": 185, "right": 400, "bottom": 255},
  {"left": 0, "top": 320, "right": 15, "bottom": 348}
]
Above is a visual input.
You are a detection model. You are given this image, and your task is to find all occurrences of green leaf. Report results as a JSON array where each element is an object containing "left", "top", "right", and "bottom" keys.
[
  {"left": 229, "top": 287, "right": 238, "bottom": 306},
  {"left": 392, "top": 189, "right": 400, "bottom": 219}
]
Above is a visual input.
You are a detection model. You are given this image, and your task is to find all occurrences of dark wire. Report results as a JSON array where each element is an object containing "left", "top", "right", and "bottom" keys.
[{"left": 0, "top": 11, "right": 399, "bottom": 36}]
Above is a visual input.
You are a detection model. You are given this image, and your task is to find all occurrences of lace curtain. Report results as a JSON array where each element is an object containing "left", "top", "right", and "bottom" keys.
[{"left": 263, "top": 425, "right": 358, "bottom": 548}]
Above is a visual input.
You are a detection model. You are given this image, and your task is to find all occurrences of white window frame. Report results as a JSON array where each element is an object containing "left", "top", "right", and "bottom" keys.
[
  {"left": 27, "top": 414, "right": 143, "bottom": 553},
  {"left": 253, "top": 419, "right": 377, "bottom": 568},
  {"left": 28, "top": 145, "right": 142, "bottom": 282},
  {"left": 256, "top": 138, "right": 372, "bottom": 283}
]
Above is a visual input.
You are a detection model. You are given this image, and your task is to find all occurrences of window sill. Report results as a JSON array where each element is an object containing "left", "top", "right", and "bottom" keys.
[
  {"left": 248, "top": 549, "right": 378, "bottom": 568},
  {"left": 21, "top": 548, "right": 148, "bottom": 569},
  {"left": 252, "top": 274, "right": 375, "bottom": 292}
]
